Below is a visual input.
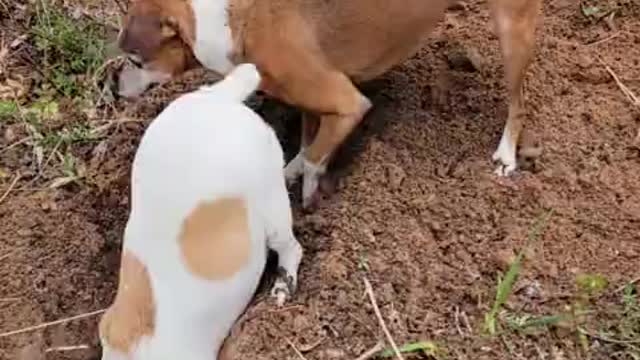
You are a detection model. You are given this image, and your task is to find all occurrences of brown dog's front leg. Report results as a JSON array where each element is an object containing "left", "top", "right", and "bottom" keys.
[
  {"left": 279, "top": 67, "right": 371, "bottom": 208},
  {"left": 489, "top": 0, "right": 541, "bottom": 176},
  {"left": 302, "top": 108, "right": 370, "bottom": 208}
]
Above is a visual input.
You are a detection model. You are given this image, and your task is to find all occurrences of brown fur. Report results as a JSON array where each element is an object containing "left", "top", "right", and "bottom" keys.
[
  {"left": 119, "top": 0, "right": 542, "bottom": 203},
  {"left": 179, "top": 198, "right": 251, "bottom": 280},
  {"left": 118, "top": 0, "right": 197, "bottom": 75},
  {"left": 99, "top": 251, "right": 155, "bottom": 353}
]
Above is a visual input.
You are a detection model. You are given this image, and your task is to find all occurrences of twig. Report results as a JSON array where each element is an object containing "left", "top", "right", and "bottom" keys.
[
  {"left": 18, "top": 137, "right": 63, "bottom": 191},
  {"left": 0, "top": 250, "right": 17, "bottom": 262},
  {"left": 615, "top": 276, "right": 640, "bottom": 293},
  {"left": 586, "top": 32, "right": 620, "bottom": 46},
  {"left": 111, "top": 0, "right": 126, "bottom": 14},
  {"left": 598, "top": 58, "right": 639, "bottom": 108},
  {"left": 0, "top": 0, "right": 9, "bottom": 18},
  {"left": 0, "top": 309, "right": 105, "bottom": 338},
  {"left": 461, "top": 310, "right": 472, "bottom": 333},
  {"left": 534, "top": 344, "right": 546, "bottom": 360},
  {"left": 0, "top": 172, "right": 21, "bottom": 204},
  {"left": 579, "top": 328, "right": 640, "bottom": 345},
  {"left": 0, "top": 136, "right": 32, "bottom": 154},
  {"left": 298, "top": 338, "right": 324, "bottom": 353},
  {"left": 0, "top": 297, "right": 21, "bottom": 302},
  {"left": 89, "top": 117, "right": 147, "bottom": 137},
  {"left": 37, "top": 137, "right": 63, "bottom": 176},
  {"left": 241, "top": 304, "right": 304, "bottom": 324},
  {"left": 285, "top": 337, "right": 308, "bottom": 360},
  {"left": 363, "top": 277, "right": 405, "bottom": 360},
  {"left": 454, "top": 306, "right": 464, "bottom": 336},
  {"left": 354, "top": 341, "right": 385, "bottom": 360},
  {"left": 45, "top": 345, "right": 90, "bottom": 353}
]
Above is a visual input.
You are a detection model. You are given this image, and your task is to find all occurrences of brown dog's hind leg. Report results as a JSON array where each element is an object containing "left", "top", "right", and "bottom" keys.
[{"left": 489, "top": 0, "right": 541, "bottom": 176}]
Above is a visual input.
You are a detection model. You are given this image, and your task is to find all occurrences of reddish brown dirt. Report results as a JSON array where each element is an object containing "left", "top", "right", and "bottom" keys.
[{"left": 2, "top": 0, "right": 640, "bottom": 359}]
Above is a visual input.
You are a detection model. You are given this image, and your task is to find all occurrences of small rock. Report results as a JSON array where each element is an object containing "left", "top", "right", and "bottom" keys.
[
  {"left": 386, "top": 163, "right": 406, "bottom": 189},
  {"left": 17, "top": 228, "right": 34, "bottom": 237},
  {"left": 17, "top": 342, "right": 44, "bottom": 360},
  {"left": 429, "top": 221, "right": 442, "bottom": 232},
  {"left": 40, "top": 200, "right": 58, "bottom": 211},
  {"left": 518, "top": 128, "right": 543, "bottom": 159},
  {"left": 447, "top": 46, "right": 483, "bottom": 72},
  {"left": 324, "top": 348, "right": 346, "bottom": 359},
  {"left": 4, "top": 126, "right": 16, "bottom": 143},
  {"left": 447, "top": 0, "right": 467, "bottom": 11},
  {"left": 379, "top": 282, "right": 395, "bottom": 303},
  {"left": 516, "top": 279, "right": 543, "bottom": 300},
  {"left": 493, "top": 248, "right": 516, "bottom": 270},
  {"left": 536, "top": 260, "right": 559, "bottom": 278},
  {"left": 293, "top": 314, "right": 311, "bottom": 331},
  {"left": 306, "top": 214, "right": 328, "bottom": 232}
]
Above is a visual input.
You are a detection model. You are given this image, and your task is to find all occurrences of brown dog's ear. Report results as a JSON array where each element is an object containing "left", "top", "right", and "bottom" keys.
[{"left": 119, "top": 15, "right": 180, "bottom": 61}]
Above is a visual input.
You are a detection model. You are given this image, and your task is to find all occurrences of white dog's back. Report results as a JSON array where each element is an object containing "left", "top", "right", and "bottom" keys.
[{"left": 100, "top": 64, "right": 294, "bottom": 360}]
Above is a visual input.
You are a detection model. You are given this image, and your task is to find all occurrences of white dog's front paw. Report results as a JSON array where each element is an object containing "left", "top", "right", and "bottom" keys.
[{"left": 270, "top": 267, "right": 297, "bottom": 307}]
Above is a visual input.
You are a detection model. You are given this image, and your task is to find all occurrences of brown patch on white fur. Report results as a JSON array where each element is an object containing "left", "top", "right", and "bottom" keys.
[
  {"left": 99, "top": 251, "right": 155, "bottom": 353},
  {"left": 179, "top": 198, "right": 251, "bottom": 280}
]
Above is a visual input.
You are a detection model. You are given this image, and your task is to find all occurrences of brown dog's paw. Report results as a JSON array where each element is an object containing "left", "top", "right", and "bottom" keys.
[{"left": 518, "top": 128, "right": 543, "bottom": 172}]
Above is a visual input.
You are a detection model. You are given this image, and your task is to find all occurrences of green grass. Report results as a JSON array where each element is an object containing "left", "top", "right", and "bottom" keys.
[
  {"left": 580, "top": 0, "right": 639, "bottom": 21},
  {"left": 482, "top": 237, "right": 640, "bottom": 357},
  {"left": 30, "top": 0, "right": 106, "bottom": 98},
  {"left": 0, "top": 1, "right": 110, "bottom": 188},
  {"left": 483, "top": 209, "right": 555, "bottom": 335},
  {"left": 378, "top": 341, "right": 441, "bottom": 359},
  {"left": 0, "top": 100, "right": 19, "bottom": 119}
]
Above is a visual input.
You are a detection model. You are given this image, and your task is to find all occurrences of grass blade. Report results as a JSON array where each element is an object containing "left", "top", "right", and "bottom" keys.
[{"left": 483, "top": 209, "right": 554, "bottom": 335}]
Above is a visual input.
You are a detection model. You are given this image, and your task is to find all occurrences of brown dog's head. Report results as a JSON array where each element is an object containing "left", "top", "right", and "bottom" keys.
[{"left": 116, "top": 0, "right": 198, "bottom": 98}]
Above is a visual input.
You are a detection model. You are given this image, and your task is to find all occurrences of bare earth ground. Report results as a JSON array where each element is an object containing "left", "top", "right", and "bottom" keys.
[{"left": 1, "top": 0, "right": 639, "bottom": 359}]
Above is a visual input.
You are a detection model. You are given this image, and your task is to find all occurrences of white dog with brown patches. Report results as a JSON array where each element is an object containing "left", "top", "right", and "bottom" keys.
[{"left": 99, "top": 63, "right": 303, "bottom": 360}]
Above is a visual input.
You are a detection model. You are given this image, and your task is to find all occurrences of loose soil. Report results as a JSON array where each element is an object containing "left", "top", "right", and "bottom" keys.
[{"left": 1, "top": 0, "right": 639, "bottom": 359}]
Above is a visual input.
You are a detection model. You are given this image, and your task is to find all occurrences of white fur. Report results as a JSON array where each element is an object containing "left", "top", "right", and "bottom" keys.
[
  {"left": 191, "top": 0, "right": 235, "bottom": 75},
  {"left": 286, "top": 95, "right": 371, "bottom": 208},
  {"left": 492, "top": 126, "right": 517, "bottom": 176},
  {"left": 284, "top": 152, "right": 305, "bottom": 185},
  {"left": 102, "top": 64, "right": 302, "bottom": 360},
  {"left": 118, "top": 65, "right": 172, "bottom": 98}
]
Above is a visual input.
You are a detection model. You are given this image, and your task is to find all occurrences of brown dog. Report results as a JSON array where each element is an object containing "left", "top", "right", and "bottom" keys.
[{"left": 116, "top": 0, "right": 541, "bottom": 208}]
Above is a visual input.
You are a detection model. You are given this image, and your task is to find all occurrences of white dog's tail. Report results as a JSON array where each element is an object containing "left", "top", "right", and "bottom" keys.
[{"left": 199, "top": 63, "right": 262, "bottom": 103}]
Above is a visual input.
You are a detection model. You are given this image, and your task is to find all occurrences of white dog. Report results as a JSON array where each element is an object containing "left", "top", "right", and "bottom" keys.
[{"left": 98, "top": 63, "right": 303, "bottom": 360}]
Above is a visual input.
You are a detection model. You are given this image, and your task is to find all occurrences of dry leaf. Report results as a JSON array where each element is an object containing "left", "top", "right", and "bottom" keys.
[
  {"left": 49, "top": 176, "right": 77, "bottom": 188},
  {"left": 10, "top": 34, "right": 28, "bottom": 49},
  {"left": 0, "top": 76, "right": 28, "bottom": 100}
]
